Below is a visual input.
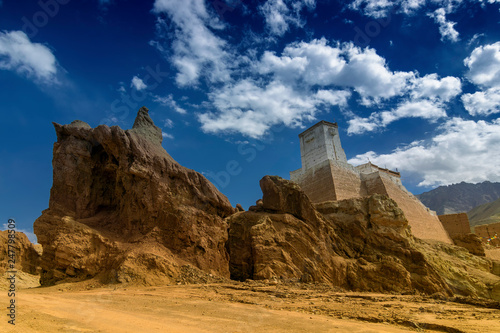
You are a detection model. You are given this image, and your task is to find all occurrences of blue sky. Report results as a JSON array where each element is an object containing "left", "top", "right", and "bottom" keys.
[{"left": 1, "top": 0, "right": 500, "bottom": 243}]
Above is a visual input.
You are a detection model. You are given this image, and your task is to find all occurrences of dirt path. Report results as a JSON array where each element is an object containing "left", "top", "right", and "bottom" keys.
[{"left": 1, "top": 282, "right": 499, "bottom": 332}]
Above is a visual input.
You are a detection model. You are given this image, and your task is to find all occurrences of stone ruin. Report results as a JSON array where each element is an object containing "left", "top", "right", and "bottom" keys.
[
  {"left": 290, "top": 121, "right": 452, "bottom": 244},
  {"left": 476, "top": 222, "right": 500, "bottom": 247},
  {"left": 438, "top": 213, "right": 471, "bottom": 238},
  {"left": 438, "top": 213, "right": 484, "bottom": 256}
]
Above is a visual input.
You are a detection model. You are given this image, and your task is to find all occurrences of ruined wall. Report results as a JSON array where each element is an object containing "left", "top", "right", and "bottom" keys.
[
  {"left": 376, "top": 173, "right": 453, "bottom": 244},
  {"left": 438, "top": 213, "right": 471, "bottom": 238},
  {"left": 475, "top": 222, "right": 500, "bottom": 239}
]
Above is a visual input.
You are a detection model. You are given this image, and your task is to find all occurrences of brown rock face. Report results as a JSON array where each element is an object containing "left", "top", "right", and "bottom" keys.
[
  {"left": 452, "top": 233, "right": 485, "bottom": 256},
  {"left": 227, "top": 176, "right": 500, "bottom": 299},
  {"left": 0, "top": 230, "right": 40, "bottom": 275},
  {"left": 34, "top": 107, "right": 234, "bottom": 286},
  {"left": 260, "top": 176, "right": 321, "bottom": 224}
]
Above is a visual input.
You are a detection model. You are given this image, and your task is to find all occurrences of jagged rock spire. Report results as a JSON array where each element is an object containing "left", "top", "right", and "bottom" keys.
[{"left": 131, "top": 106, "right": 162, "bottom": 145}]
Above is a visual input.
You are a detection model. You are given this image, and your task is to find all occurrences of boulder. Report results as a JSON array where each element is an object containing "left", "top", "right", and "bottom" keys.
[
  {"left": 452, "top": 233, "right": 485, "bottom": 256},
  {"left": 34, "top": 107, "right": 235, "bottom": 286},
  {"left": 260, "top": 175, "right": 321, "bottom": 224}
]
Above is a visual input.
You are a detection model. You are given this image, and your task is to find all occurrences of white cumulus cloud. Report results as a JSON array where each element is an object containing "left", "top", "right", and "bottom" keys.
[
  {"left": 349, "top": 0, "right": 398, "bottom": 18},
  {"left": 348, "top": 0, "right": 437, "bottom": 18},
  {"left": 258, "top": 38, "right": 415, "bottom": 104},
  {"left": 198, "top": 37, "right": 461, "bottom": 137},
  {"left": 0, "top": 30, "right": 58, "bottom": 83},
  {"left": 464, "top": 41, "right": 500, "bottom": 88},
  {"left": 428, "top": 8, "right": 459, "bottom": 42},
  {"left": 409, "top": 74, "right": 461, "bottom": 101},
  {"left": 199, "top": 79, "right": 350, "bottom": 138},
  {"left": 259, "top": 0, "right": 315, "bottom": 36},
  {"left": 152, "top": 0, "right": 231, "bottom": 86},
  {"left": 260, "top": 0, "right": 291, "bottom": 36},
  {"left": 131, "top": 75, "right": 147, "bottom": 90},
  {"left": 349, "top": 117, "right": 500, "bottom": 187},
  {"left": 462, "top": 88, "right": 500, "bottom": 116},
  {"left": 462, "top": 41, "right": 500, "bottom": 115},
  {"left": 347, "top": 1, "right": 478, "bottom": 44},
  {"left": 348, "top": 0, "right": 471, "bottom": 18},
  {"left": 347, "top": 99, "right": 447, "bottom": 134}
]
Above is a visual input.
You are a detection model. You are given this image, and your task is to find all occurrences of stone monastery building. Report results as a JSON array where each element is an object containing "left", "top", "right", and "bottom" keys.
[{"left": 290, "top": 121, "right": 452, "bottom": 244}]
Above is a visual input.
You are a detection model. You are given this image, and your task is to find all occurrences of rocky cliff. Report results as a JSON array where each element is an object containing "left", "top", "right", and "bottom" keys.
[
  {"left": 0, "top": 230, "right": 41, "bottom": 289},
  {"left": 0, "top": 230, "right": 40, "bottom": 275},
  {"left": 33, "top": 107, "right": 235, "bottom": 286},
  {"left": 228, "top": 176, "right": 500, "bottom": 299}
]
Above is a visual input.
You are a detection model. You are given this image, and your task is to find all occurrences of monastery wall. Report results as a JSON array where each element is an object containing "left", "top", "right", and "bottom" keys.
[
  {"left": 290, "top": 121, "right": 453, "bottom": 244},
  {"left": 293, "top": 165, "right": 453, "bottom": 244},
  {"left": 330, "top": 161, "right": 366, "bottom": 201},
  {"left": 438, "top": 213, "right": 471, "bottom": 238},
  {"left": 291, "top": 160, "right": 365, "bottom": 203},
  {"left": 361, "top": 171, "right": 388, "bottom": 196},
  {"left": 475, "top": 222, "right": 500, "bottom": 239},
  {"left": 291, "top": 160, "right": 338, "bottom": 202},
  {"left": 356, "top": 163, "right": 400, "bottom": 182},
  {"left": 299, "top": 121, "right": 346, "bottom": 170},
  {"left": 376, "top": 172, "right": 453, "bottom": 244}
]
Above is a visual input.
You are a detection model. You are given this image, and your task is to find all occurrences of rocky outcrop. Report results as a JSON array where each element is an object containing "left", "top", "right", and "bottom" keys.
[
  {"left": 227, "top": 176, "right": 500, "bottom": 299},
  {"left": 228, "top": 177, "right": 341, "bottom": 284},
  {"left": 451, "top": 233, "right": 485, "bottom": 256},
  {"left": 34, "top": 107, "right": 235, "bottom": 286},
  {"left": 0, "top": 230, "right": 40, "bottom": 275}
]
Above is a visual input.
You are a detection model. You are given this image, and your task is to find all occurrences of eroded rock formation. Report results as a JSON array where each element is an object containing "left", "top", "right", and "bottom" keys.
[
  {"left": 0, "top": 230, "right": 40, "bottom": 275},
  {"left": 34, "top": 107, "right": 235, "bottom": 285},
  {"left": 32, "top": 109, "right": 500, "bottom": 301},
  {"left": 450, "top": 233, "right": 485, "bottom": 256},
  {"left": 227, "top": 176, "right": 500, "bottom": 299}
]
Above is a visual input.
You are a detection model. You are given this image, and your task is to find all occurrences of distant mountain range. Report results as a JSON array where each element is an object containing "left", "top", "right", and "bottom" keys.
[
  {"left": 467, "top": 197, "right": 500, "bottom": 228},
  {"left": 416, "top": 181, "right": 500, "bottom": 215}
]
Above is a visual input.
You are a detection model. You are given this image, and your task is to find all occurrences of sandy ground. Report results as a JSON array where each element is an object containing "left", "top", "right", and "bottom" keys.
[
  {"left": 1, "top": 281, "right": 499, "bottom": 333},
  {"left": 485, "top": 247, "right": 500, "bottom": 261}
]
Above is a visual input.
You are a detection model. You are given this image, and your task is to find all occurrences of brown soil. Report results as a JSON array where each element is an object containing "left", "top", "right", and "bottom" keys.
[
  {"left": 485, "top": 248, "right": 500, "bottom": 261},
  {"left": 2, "top": 281, "right": 499, "bottom": 333}
]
